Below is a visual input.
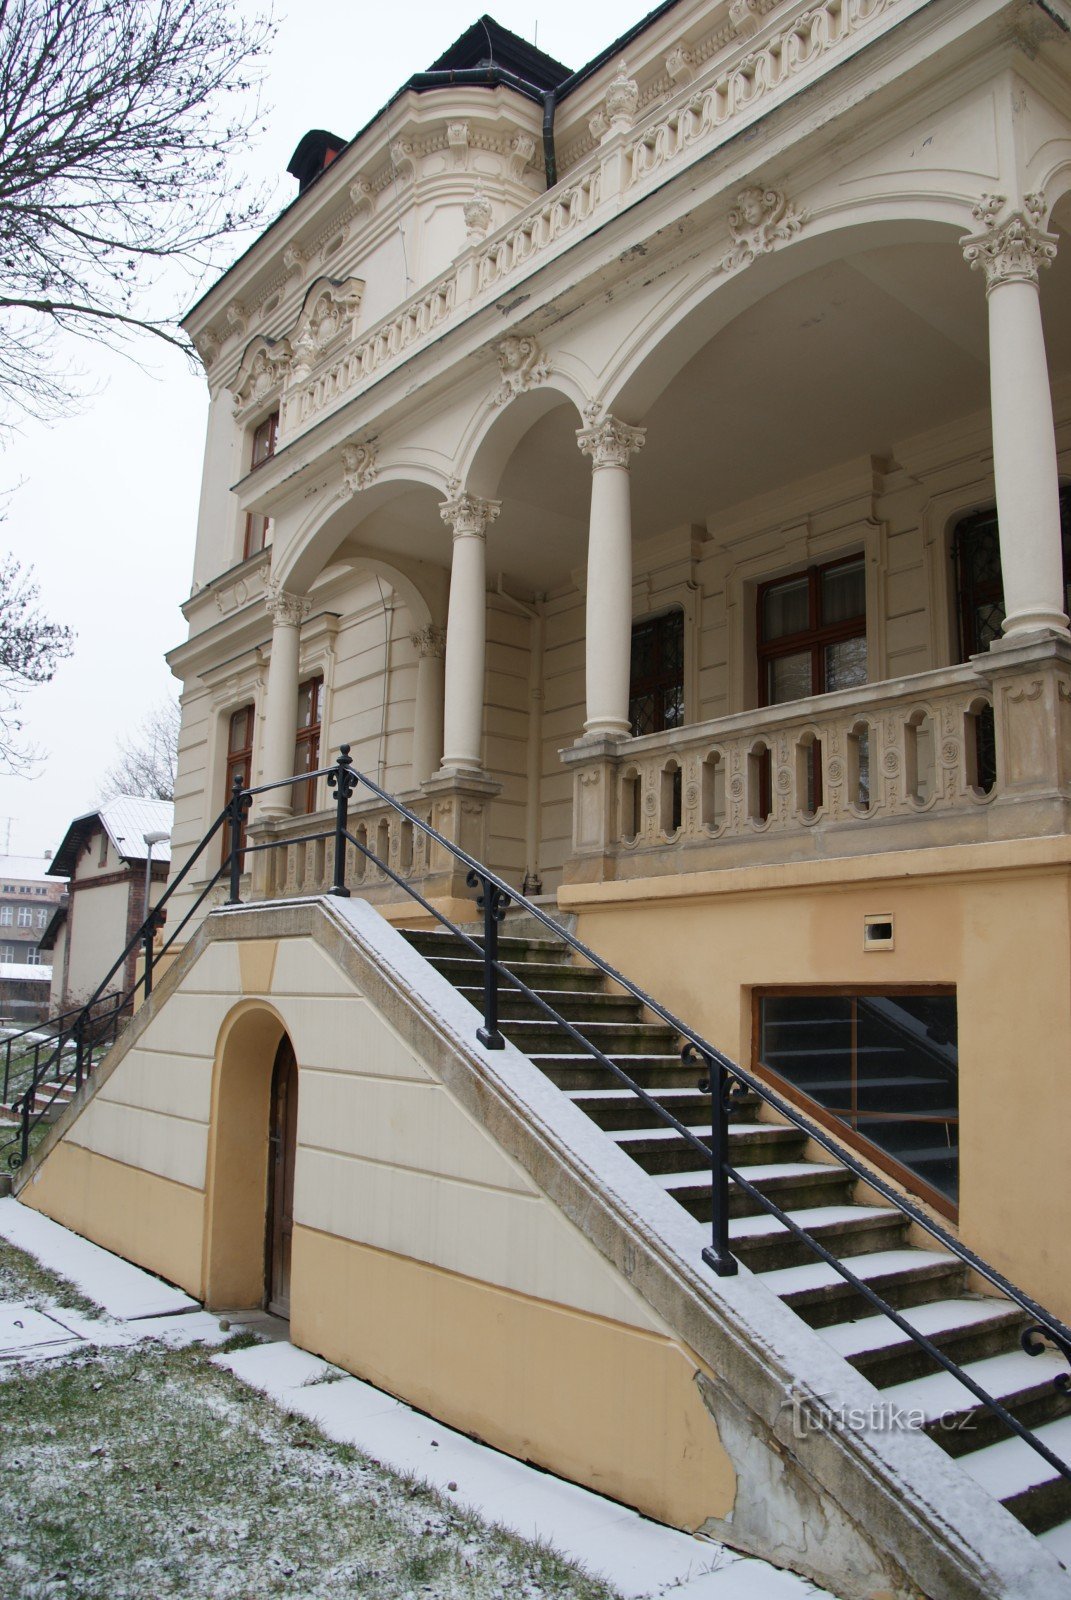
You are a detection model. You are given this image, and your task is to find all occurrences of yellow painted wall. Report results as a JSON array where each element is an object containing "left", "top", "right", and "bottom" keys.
[
  {"left": 21, "top": 1142, "right": 204, "bottom": 1298},
  {"left": 291, "top": 1223, "right": 734, "bottom": 1532},
  {"left": 562, "top": 837, "right": 1071, "bottom": 1323}
]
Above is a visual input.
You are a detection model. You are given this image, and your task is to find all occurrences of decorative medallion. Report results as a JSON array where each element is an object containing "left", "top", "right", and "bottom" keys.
[
  {"left": 719, "top": 187, "right": 808, "bottom": 274},
  {"left": 491, "top": 336, "right": 549, "bottom": 406}
]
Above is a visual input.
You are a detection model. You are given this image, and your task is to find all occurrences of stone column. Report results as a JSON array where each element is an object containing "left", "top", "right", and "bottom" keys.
[
  {"left": 963, "top": 194, "right": 1068, "bottom": 638},
  {"left": 576, "top": 415, "right": 646, "bottom": 739},
  {"left": 257, "top": 584, "right": 311, "bottom": 820},
  {"left": 410, "top": 624, "right": 446, "bottom": 785},
  {"left": 439, "top": 494, "right": 499, "bottom": 774}
]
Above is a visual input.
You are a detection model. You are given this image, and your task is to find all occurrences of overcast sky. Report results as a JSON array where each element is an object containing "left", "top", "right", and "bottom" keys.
[{"left": 0, "top": 0, "right": 627, "bottom": 862}]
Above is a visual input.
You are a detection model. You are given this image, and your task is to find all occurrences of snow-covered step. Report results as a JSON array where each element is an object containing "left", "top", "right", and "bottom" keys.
[
  {"left": 882, "top": 1348, "right": 1069, "bottom": 1428},
  {"left": 657, "top": 1160, "right": 847, "bottom": 1189},
  {"left": 610, "top": 1124, "right": 713, "bottom": 1143},
  {"left": 752, "top": 1248, "right": 960, "bottom": 1324},
  {"left": 823, "top": 1297, "right": 1020, "bottom": 1362},
  {"left": 1039, "top": 1517, "right": 1071, "bottom": 1566},
  {"left": 960, "top": 1414, "right": 1071, "bottom": 1526}
]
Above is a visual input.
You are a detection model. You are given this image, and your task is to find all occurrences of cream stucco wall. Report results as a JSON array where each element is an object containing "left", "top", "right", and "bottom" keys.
[{"left": 20, "top": 919, "right": 736, "bottom": 1532}]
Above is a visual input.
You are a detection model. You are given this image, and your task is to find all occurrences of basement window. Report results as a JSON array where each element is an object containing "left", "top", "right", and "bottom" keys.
[{"left": 754, "top": 988, "right": 958, "bottom": 1216}]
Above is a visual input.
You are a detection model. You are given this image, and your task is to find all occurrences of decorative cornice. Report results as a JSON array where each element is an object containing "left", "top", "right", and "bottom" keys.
[
  {"left": 492, "top": 335, "right": 549, "bottom": 406},
  {"left": 576, "top": 415, "right": 646, "bottom": 470},
  {"left": 962, "top": 193, "right": 1057, "bottom": 293},
  {"left": 265, "top": 584, "right": 311, "bottom": 627},
  {"left": 340, "top": 440, "right": 378, "bottom": 496},
  {"left": 411, "top": 624, "right": 446, "bottom": 659},
  {"left": 719, "top": 186, "right": 807, "bottom": 273},
  {"left": 439, "top": 493, "right": 500, "bottom": 539}
]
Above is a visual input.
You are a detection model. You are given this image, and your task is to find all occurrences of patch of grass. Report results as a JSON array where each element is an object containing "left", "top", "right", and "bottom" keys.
[
  {"left": 215, "top": 1329, "right": 263, "bottom": 1354},
  {"left": 0, "top": 1340, "right": 621, "bottom": 1599},
  {"left": 0, "top": 1237, "right": 100, "bottom": 1319}
]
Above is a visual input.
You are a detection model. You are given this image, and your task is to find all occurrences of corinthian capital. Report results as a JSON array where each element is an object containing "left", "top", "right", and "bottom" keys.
[
  {"left": 411, "top": 624, "right": 446, "bottom": 658},
  {"left": 576, "top": 415, "right": 646, "bottom": 469},
  {"left": 440, "top": 493, "right": 500, "bottom": 539},
  {"left": 265, "top": 582, "right": 311, "bottom": 627},
  {"left": 962, "top": 193, "right": 1057, "bottom": 292}
]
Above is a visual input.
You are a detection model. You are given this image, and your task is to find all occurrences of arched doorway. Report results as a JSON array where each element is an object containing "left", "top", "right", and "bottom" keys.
[{"left": 266, "top": 1034, "right": 298, "bottom": 1317}]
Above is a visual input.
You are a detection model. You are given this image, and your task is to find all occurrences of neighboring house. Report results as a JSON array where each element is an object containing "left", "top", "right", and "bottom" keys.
[
  {"left": 46, "top": 798, "right": 173, "bottom": 1012},
  {"left": 0, "top": 854, "right": 67, "bottom": 970},
  {"left": 17, "top": 7, "right": 1071, "bottom": 1597}
]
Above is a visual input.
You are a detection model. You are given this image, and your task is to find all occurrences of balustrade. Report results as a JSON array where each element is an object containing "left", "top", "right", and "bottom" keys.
[{"left": 564, "top": 644, "right": 1071, "bottom": 881}]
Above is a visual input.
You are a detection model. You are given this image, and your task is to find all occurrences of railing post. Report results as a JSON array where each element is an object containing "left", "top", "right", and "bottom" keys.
[
  {"left": 687, "top": 1045, "right": 738, "bottom": 1277},
  {"left": 327, "top": 745, "right": 358, "bottom": 897},
  {"left": 226, "top": 774, "right": 250, "bottom": 905},
  {"left": 142, "top": 913, "right": 156, "bottom": 1000},
  {"left": 468, "top": 870, "right": 511, "bottom": 1049},
  {"left": 2, "top": 1038, "right": 9, "bottom": 1105},
  {"left": 18, "top": 1082, "right": 29, "bottom": 1168}
]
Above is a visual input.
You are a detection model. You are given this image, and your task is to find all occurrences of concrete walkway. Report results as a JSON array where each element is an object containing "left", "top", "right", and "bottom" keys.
[{"left": 0, "top": 1196, "right": 825, "bottom": 1599}]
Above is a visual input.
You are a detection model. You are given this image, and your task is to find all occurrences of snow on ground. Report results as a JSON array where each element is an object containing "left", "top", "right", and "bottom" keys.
[{"left": 0, "top": 1196, "right": 826, "bottom": 1599}]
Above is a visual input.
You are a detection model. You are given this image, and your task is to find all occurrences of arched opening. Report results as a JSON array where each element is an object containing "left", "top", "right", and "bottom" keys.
[{"left": 203, "top": 1003, "right": 290, "bottom": 1313}]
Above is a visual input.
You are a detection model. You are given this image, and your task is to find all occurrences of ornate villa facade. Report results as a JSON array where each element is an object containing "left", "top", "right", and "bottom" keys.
[{"left": 19, "top": 5, "right": 1071, "bottom": 1597}]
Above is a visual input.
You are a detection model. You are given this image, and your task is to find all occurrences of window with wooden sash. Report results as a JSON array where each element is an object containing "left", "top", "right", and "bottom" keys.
[
  {"left": 290, "top": 675, "right": 324, "bottom": 816},
  {"left": 629, "top": 610, "right": 684, "bottom": 737},
  {"left": 757, "top": 555, "right": 867, "bottom": 707},
  {"left": 954, "top": 485, "right": 1071, "bottom": 658},
  {"left": 244, "top": 410, "right": 279, "bottom": 560},
  {"left": 222, "top": 704, "right": 255, "bottom": 865}
]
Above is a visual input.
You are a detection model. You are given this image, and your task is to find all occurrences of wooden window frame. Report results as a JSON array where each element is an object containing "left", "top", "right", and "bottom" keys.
[
  {"left": 243, "top": 410, "right": 279, "bottom": 561},
  {"left": 629, "top": 608, "right": 685, "bottom": 738},
  {"left": 954, "top": 484, "right": 1071, "bottom": 660},
  {"left": 291, "top": 675, "right": 324, "bottom": 816},
  {"left": 756, "top": 553, "right": 867, "bottom": 708},
  {"left": 222, "top": 704, "right": 255, "bottom": 867},
  {"left": 752, "top": 983, "right": 958, "bottom": 1222}
]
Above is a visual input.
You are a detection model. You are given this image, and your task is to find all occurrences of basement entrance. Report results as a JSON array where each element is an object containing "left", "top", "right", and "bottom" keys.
[{"left": 266, "top": 1034, "right": 298, "bottom": 1317}]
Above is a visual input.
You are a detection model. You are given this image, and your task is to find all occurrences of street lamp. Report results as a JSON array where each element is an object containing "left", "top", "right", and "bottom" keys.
[{"left": 143, "top": 831, "right": 169, "bottom": 922}]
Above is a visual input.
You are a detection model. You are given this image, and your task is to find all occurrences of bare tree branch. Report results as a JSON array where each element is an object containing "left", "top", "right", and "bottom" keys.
[
  {"left": 102, "top": 697, "right": 180, "bottom": 802},
  {"left": 0, "top": 0, "right": 275, "bottom": 424},
  {"left": 0, "top": 554, "right": 74, "bottom": 772}
]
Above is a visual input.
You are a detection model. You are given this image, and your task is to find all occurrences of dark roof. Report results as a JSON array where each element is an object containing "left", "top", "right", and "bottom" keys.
[{"left": 426, "top": 15, "right": 571, "bottom": 88}]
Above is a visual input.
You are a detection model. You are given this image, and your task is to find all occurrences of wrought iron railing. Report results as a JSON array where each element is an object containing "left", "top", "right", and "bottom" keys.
[{"left": 4, "top": 743, "right": 1070, "bottom": 1491}]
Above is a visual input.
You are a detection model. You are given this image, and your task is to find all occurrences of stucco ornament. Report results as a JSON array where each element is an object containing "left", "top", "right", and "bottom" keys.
[
  {"left": 603, "top": 60, "right": 640, "bottom": 137},
  {"left": 340, "top": 441, "right": 378, "bottom": 497},
  {"left": 961, "top": 193, "right": 1057, "bottom": 293},
  {"left": 508, "top": 132, "right": 536, "bottom": 180},
  {"left": 440, "top": 492, "right": 500, "bottom": 538},
  {"left": 349, "top": 177, "right": 374, "bottom": 218},
  {"left": 729, "top": 0, "right": 763, "bottom": 38},
  {"left": 576, "top": 415, "right": 646, "bottom": 469},
  {"left": 719, "top": 187, "right": 807, "bottom": 273},
  {"left": 282, "top": 244, "right": 307, "bottom": 279},
  {"left": 194, "top": 329, "right": 220, "bottom": 369},
  {"left": 290, "top": 278, "right": 364, "bottom": 373},
  {"left": 491, "top": 336, "right": 549, "bottom": 406},
  {"left": 231, "top": 339, "right": 293, "bottom": 414},
  {"left": 464, "top": 185, "right": 494, "bottom": 243},
  {"left": 265, "top": 584, "right": 311, "bottom": 627}
]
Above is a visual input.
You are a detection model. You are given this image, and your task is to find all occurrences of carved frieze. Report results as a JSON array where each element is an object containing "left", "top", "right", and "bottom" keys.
[
  {"left": 491, "top": 335, "right": 549, "bottom": 406},
  {"left": 719, "top": 187, "right": 807, "bottom": 273},
  {"left": 961, "top": 193, "right": 1057, "bottom": 292}
]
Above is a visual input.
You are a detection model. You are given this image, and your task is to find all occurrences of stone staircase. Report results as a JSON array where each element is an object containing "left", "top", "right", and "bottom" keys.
[{"left": 403, "top": 925, "right": 1071, "bottom": 1564}]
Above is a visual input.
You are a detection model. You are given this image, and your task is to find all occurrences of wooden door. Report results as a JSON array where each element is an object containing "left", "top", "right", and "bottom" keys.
[{"left": 266, "top": 1035, "right": 298, "bottom": 1317}]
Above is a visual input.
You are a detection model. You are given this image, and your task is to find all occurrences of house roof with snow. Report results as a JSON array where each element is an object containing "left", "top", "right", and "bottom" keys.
[
  {"left": 49, "top": 798, "right": 174, "bottom": 879},
  {"left": 0, "top": 854, "right": 63, "bottom": 887}
]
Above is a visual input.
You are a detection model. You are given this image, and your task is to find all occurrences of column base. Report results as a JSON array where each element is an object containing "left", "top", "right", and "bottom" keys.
[
  {"left": 580, "top": 720, "right": 631, "bottom": 743},
  {"left": 999, "top": 612, "right": 1071, "bottom": 640}
]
